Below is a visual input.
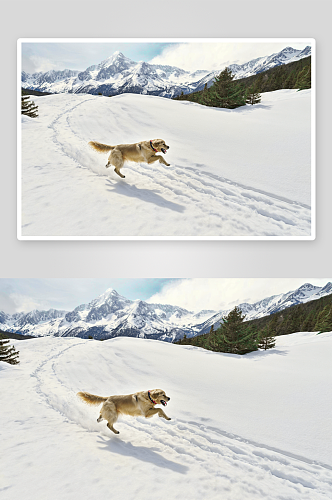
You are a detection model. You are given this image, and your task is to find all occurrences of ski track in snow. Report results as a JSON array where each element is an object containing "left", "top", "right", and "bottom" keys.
[
  {"left": 29, "top": 340, "right": 332, "bottom": 500},
  {"left": 22, "top": 94, "right": 311, "bottom": 237}
]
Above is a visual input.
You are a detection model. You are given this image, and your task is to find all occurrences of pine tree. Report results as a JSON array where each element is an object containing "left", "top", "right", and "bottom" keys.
[
  {"left": 245, "top": 84, "right": 261, "bottom": 105},
  {"left": 258, "top": 324, "right": 276, "bottom": 350},
  {"left": 215, "top": 306, "right": 260, "bottom": 354},
  {"left": 21, "top": 93, "right": 38, "bottom": 118},
  {"left": 0, "top": 334, "right": 20, "bottom": 364},
  {"left": 209, "top": 67, "right": 246, "bottom": 109},
  {"left": 314, "top": 305, "right": 332, "bottom": 333}
]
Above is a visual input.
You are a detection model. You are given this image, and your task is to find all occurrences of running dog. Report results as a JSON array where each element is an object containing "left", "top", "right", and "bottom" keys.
[
  {"left": 88, "top": 139, "right": 170, "bottom": 178},
  {"left": 77, "top": 389, "right": 171, "bottom": 434}
]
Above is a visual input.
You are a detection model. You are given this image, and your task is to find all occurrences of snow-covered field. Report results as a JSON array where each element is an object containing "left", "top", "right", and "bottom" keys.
[
  {"left": 1, "top": 331, "right": 331, "bottom": 499},
  {"left": 20, "top": 90, "right": 312, "bottom": 238}
]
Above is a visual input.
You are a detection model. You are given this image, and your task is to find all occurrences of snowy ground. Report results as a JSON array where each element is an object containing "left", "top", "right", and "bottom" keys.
[
  {"left": 1, "top": 331, "right": 331, "bottom": 499},
  {"left": 20, "top": 90, "right": 312, "bottom": 238}
]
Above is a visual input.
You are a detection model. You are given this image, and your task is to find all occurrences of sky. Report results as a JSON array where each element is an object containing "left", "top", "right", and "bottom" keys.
[
  {"left": 0, "top": 278, "right": 330, "bottom": 315},
  {"left": 21, "top": 39, "right": 311, "bottom": 74}
]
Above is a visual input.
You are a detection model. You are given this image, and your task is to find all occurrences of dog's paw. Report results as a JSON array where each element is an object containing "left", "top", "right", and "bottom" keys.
[{"left": 166, "top": 163, "right": 170, "bottom": 166}]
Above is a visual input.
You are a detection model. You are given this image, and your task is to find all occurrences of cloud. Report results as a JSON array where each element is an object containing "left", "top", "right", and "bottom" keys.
[
  {"left": 149, "top": 41, "right": 311, "bottom": 72},
  {"left": 146, "top": 278, "right": 331, "bottom": 313},
  {"left": 0, "top": 292, "right": 45, "bottom": 314}
]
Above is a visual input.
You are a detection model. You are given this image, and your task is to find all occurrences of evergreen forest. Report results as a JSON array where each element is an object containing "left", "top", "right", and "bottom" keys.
[
  {"left": 175, "top": 292, "right": 332, "bottom": 354},
  {"left": 173, "top": 56, "right": 311, "bottom": 108}
]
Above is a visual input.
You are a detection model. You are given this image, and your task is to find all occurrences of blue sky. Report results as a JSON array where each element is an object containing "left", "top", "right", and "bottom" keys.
[
  {"left": 21, "top": 40, "right": 311, "bottom": 74},
  {"left": 0, "top": 278, "right": 329, "bottom": 315}
]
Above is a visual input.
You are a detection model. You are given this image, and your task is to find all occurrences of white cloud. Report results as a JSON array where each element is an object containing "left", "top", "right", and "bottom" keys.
[
  {"left": 149, "top": 41, "right": 310, "bottom": 72},
  {"left": 29, "top": 56, "right": 61, "bottom": 73},
  {"left": 147, "top": 278, "right": 331, "bottom": 313}
]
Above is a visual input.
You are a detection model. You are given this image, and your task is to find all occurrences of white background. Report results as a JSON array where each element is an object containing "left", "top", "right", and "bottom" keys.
[{"left": 1, "top": 0, "right": 331, "bottom": 280}]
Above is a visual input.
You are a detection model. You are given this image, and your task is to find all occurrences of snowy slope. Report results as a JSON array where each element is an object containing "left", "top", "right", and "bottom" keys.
[
  {"left": 1, "top": 332, "right": 331, "bottom": 500},
  {"left": 21, "top": 46, "right": 311, "bottom": 97},
  {"left": 1, "top": 282, "right": 331, "bottom": 341},
  {"left": 20, "top": 90, "right": 312, "bottom": 238}
]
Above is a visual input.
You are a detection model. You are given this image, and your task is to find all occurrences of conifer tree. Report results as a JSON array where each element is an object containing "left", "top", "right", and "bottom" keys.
[
  {"left": 215, "top": 306, "right": 260, "bottom": 354},
  {"left": 0, "top": 334, "right": 20, "bottom": 365},
  {"left": 209, "top": 67, "right": 246, "bottom": 109},
  {"left": 21, "top": 93, "right": 38, "bottom": 118},
  {"left": 314, "top": 305, "right": 332, "bottom": 333},
  {"left": 258, "top": 324, "right": 276, "bottom": 350},
  {"left": 245, "top": 84, "right": 261, "bottom": 105}
]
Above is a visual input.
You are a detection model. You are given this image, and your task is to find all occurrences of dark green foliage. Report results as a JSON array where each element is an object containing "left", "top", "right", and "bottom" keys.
[
  {"left": 0, "top": 333, "right": 20, "bottom": 364},
  {"left": 0, "top": 330, "right": 34, "bottom": 340},
  {"left": 175, "top": 292, "right": 332, "bottom": 353},
  {"left": 246, "top": 84, "right": 261, "bottom": 105},
  {"left": 174, "top": 56, "right": 311, "bottom": 105},
  {"left": 206, "top": 68, "right": 246, "bottom": 109},
  {"left": 314, "top": 305, "right": 332, "bottom": 334},
  {"left": 245, "top": 292, "right": 332, "bottom": 337},
  {"left": 21, "top": 87, "right": 52, "bottom": 97},
  {"left": 295, "top": 65, "right": 311, "bottom": 91},
  {"left": 21, "top": 91, "right": 38, "bottom": 118},
  {"left": 258, "top": 316, "right": 276, "bottom": 350},
  {"left": 214, "top": 307, "right": 259, "bottom": 354},
  {"left": 177, "top": 306, "right": 260, "bottom": 355}
]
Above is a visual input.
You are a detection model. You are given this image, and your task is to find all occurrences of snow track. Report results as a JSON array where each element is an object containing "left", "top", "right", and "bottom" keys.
[
  {"left": 3, "top": 336, "right": 330, "bottom": 500},
  {"left": 21, "top": 91, "right": 312, "bottom": 237}
]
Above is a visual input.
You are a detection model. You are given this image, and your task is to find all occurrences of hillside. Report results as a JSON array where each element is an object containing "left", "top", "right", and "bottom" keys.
[
  {"left": 20, "top": 89, "right": 312, "bottom": 238},
  {"left": 174, "top": 56, "right": 311, "bottom": 105},
  {"left": 177, "top": 292, "right": 332, "bottom": 350},
  {"left": 1, "top": 333, "right": 331, "bottom": 499}
]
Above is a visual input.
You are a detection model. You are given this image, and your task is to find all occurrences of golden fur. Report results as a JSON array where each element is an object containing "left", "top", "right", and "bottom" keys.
[
  {"left": 88, "top": 139, "right": 170, "bottom": 178},
  {"left": 77, "top": 389, "right": 171, "bottom": 434}
]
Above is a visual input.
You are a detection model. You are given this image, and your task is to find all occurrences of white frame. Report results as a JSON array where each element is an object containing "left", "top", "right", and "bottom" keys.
[{"left": 17, "top": 38, "right": 316, "bottom": 241}]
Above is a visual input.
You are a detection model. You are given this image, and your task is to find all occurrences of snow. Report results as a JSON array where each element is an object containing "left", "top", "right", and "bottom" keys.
[
  {"left": 1, "top": 331, "right": 331, "bottom": 499},
  {"left": 4, "top": 282, "right": 331, "bottom": 340},
  {"left": 20, "top": 90, "right": 312, "bottom": 238}
]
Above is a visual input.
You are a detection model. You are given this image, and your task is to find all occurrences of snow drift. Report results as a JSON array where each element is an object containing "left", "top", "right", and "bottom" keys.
[
  {"left": 1, "top": 331, "right": 331, "bottom": 499},
  {"left": 20, "top": 89, "right": 312, "bottom": 238}
]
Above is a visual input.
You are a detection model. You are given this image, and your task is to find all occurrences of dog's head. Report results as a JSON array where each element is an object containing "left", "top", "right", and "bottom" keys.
[
  {"left": 149, "top": 389, "right": 171, "bottom": 407},
  {"left": 151, "top": 139, "right": 169, "bottom": 155}
]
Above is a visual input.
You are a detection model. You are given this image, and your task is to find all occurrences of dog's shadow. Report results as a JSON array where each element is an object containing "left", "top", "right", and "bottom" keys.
[
  {"left": 105, "top": 179, "right": 185, "bottom": 213},
  {"left": 97, "top": 435, "right": 188, "bottom": 474}
]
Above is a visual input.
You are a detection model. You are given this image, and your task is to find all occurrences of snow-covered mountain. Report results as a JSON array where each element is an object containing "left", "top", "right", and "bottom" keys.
[
  {"left": 21, "top": 46, "right": 311, "bottom": 97},
  {"left": 0, "top": 282, "right": 330, "bottom": 341}
]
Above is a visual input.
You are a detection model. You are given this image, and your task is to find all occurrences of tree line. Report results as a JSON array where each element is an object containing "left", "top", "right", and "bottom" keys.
[
  {"left": 175, "top": 292, "right": 332, "bottom": 355},
  {"left": 173, "top": 56, "right": 311, "bottom": 109}
]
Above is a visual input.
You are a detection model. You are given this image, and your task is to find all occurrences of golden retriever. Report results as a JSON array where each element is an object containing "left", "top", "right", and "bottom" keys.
[
  {"left": 77, "top": 389, "right": 171, "bottom": 434},
  {"left": 88, "top": 139, "right": 170, "bottom": 178}
]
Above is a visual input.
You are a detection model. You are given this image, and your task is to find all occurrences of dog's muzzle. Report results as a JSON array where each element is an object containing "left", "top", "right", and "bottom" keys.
[
  {"left": 161, "top": 146, "right": 169, "bottom": 154},
  {"left": 160, "top": 397, "right": 170, "bottom": 406}
]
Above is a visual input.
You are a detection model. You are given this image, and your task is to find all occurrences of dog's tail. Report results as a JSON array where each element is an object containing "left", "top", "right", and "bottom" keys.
[
  {"left": 88, "top": 141, "right": 115, "bottom": 153},
  {"left": 77, "top": 391, "right": 108, "bottom": 406}
]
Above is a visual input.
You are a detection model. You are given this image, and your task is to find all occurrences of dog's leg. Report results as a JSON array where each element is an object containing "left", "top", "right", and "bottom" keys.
[
  {"left": 145, "top": 407, "right": 171, "bottom": 420},
  {"left": 107, "top": 150, "right": 125, "bottom": 178},
  {"left": 107, "top": 422, "right": 120, "bottom": 434},
  {"left": 147, "top": 155, "right": 170, "bottom": 167},
  {"left": 101, "top": 400, "right": 120, "bottom": 433}
]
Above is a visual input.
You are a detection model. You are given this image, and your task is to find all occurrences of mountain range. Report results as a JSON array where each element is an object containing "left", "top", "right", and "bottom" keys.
[
  {"left": 21, "top": 46, "right": 311, "bottom": 98},
  {"left": 1, "top": 282, "right": 330, "bottom": 342}
]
